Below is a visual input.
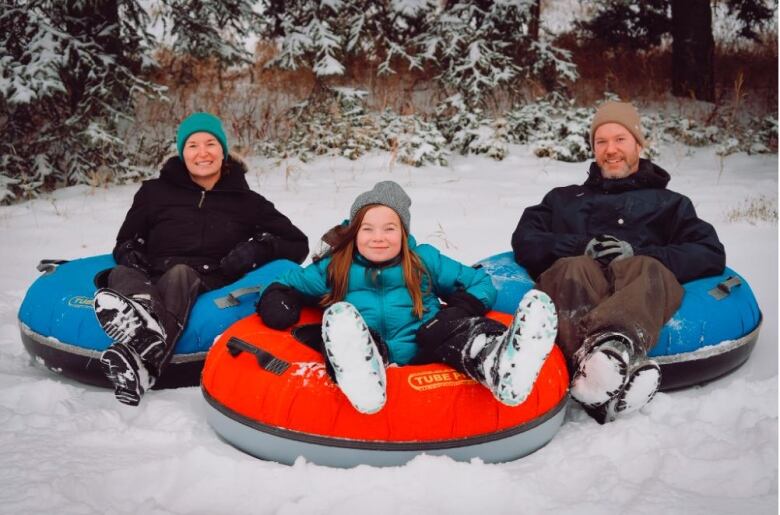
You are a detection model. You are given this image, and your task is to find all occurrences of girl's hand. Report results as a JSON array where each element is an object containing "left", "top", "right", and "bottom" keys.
[{"left": 256, "top": 282, "right": 303, "bottom": 329}]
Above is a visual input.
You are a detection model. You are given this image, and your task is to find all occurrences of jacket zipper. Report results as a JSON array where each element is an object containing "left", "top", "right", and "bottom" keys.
[
  {"left": 198, "top": 191, "right": 205, "bottom": 208},
  {"left": 377, "top": 268, "right": 386, "bottom": 340}
]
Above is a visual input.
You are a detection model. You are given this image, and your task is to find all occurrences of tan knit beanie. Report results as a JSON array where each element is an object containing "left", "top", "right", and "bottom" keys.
[{"left": 590, "top": 101, "right": 645, "bottom": 148}]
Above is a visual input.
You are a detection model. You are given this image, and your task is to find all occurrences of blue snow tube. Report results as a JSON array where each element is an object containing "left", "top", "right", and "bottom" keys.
[
  {"left": 475, "top": 252, "right": 762, "bottom": 390},
  {"left": 18, "top": 254, "right": 300, "bottom": 389}
]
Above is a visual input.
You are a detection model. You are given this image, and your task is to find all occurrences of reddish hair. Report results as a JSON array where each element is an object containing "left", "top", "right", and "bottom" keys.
[{"left": 320, "top": 204, "right": 429, "bottom": 318}]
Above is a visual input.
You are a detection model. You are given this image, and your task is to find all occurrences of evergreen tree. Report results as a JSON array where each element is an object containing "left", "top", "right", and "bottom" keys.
[
  {"left": 417, "top": 0, "right": 577, "bottom": 109},
  {"left": 257, "top": 0, "right": 433, "bottom": 77},
  {"left": 578, "top": 0, "right": 776, "bottom": 102},
  {"left": 579, "top": 0, "right": 775, "bottom": 46},
  {"left": 0, "top": 0, "right": 256, "bottom": 202},
  {"left": 167, "top": 0, "right": 260, "bottom": 65}
]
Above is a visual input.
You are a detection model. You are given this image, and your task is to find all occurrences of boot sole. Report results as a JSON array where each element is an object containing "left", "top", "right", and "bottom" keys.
[
  {"left": 495, "top": 290, "right": 558, "bottom": 406},
  {"left": 99, "top": 345, "right": 146, "bottom": 406},
  {"left": 616, "top": 362, "right": 661, "bottom": 415},
  {"left": 94, "top": 289, "right": 166, "bottom": 363},
  {"left": 322, "top": 302, "right": 386, "bottom": 415},
  {"left": 570, "top": 347, "right": 628, "bottom": 408}
]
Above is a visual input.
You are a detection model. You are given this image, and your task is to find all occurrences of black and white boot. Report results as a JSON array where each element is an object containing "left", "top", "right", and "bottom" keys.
[
  {"left": 570, "top": 332, "right": 632, "bottom": 415},
  {"left": 571, "top": 332, "right": 661, "bottom": 424},
  {"left": 614, "top": 360, "right": 661, "bottom": 416},
  {"left": 99, "top": 342, "right": 154, "bottom": 406},
  {"left": 94, "top": 288, "right": 167, "bottom": 366},
  {"left": 322, "top": 302, "right": 387, "bottom": 415},
  {"left": 476, "top": 289, "right": 558, "bottom": 407}
]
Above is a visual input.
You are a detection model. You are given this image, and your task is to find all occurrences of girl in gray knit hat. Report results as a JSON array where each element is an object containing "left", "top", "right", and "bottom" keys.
[{"left": 257, "top": 181, "right": 558, "bottom": 414}]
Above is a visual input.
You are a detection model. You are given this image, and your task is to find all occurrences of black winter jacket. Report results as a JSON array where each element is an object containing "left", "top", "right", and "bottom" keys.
[
  {"left": 114, "top": 156, "right": 308, "bottom": 280},
  {"left": 512, "top": 159, "right": 725, "bottom": 283}
]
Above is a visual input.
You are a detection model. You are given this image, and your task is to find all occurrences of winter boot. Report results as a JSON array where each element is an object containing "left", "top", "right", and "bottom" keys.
[
  {"left": 322, "top": 302, "right": 387, "bottom": 415},
  {"left": 99, "top": 341, "right": 155, "bottom": 406},
  {"left": 570, "top": 332, "right": 632, "bottom": 411},
  {"left": 477, "top": 289, "right": 558, "bottom": 407},
  {"left": 614, "top": 360, "right": 661, "bottom": 416},
  {"left": 94, "top": 288, "right": 167, "bottom": 368}
]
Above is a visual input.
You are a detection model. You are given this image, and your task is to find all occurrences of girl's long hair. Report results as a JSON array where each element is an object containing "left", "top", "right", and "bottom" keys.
[{"left": 320, "top": 204, "right": 429, "bottom": 318}]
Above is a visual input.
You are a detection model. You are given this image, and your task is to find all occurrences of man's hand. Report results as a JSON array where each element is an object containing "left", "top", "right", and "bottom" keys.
[{"left": 585, "top": 234, "right": 634, "bottom": 265}]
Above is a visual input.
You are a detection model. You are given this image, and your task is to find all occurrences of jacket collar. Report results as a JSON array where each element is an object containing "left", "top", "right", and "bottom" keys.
[
  {"left": 584, "top": 158, "right": 670, "bottom": 193},
  {"left": 159, "top": 155, "right": 250, "bottom": 191}
]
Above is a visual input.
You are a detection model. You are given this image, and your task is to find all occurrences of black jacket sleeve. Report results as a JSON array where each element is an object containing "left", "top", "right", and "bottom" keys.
[
  {"left": 511, "top": 191, "right": 590, "bottom": 279},
  {"left": 251, "top": 196, "right": 309, "bottom": 265},
  {"left": 113, "top": 182, "right": 151, "bottom": 258},
  {"left": 636, "top": 197, "right": 726, "bottom": 283}
]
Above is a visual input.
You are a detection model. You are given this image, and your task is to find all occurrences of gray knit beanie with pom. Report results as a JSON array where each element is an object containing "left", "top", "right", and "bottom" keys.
[{"left": 349, "top": 181, "right": 411, "bottom": 231}]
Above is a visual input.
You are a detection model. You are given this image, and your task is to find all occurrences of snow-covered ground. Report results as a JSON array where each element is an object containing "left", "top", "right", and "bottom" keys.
[{"left": 0, "top": 145, "right": 776, "bottom": 514}]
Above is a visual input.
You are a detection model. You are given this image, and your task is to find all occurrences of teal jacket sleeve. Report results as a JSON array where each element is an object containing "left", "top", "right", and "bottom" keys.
[
  {"left": 276, "top": 258, "right": 332, "bottom": 299},
  {"left": 416, "top": 244, "right": 497, "bottom": 310}
]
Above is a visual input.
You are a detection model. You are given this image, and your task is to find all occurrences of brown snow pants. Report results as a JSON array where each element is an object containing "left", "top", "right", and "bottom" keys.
[{"left": 536, "top": 255, "right": 684, "bottom": 371}]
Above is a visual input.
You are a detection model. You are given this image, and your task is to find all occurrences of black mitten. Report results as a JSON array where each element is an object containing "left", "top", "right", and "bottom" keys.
[
  {"left": 220, "top": 233, "right": 275, "bottom": 281},
  {"left": 256, "top": 282, "right": 303, "bottom": 330},
  {"left": 442, "top": 290, "right": 490, "bottom": 317},
  {"left": 113, "top": 238, "right": 151, "bottom": 274}
]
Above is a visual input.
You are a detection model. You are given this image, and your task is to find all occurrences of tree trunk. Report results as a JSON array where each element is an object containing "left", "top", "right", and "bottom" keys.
[
  {"left": 528, "top": 0, "right": 541, "bottom": 41},
  {"left": 671, "top": 0, "right": 715, "bottom": 102}
]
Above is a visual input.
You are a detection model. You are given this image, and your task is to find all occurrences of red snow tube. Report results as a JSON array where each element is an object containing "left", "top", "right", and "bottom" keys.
[{"left": 201, "top": 308, "right": 569, "bottom": 467}]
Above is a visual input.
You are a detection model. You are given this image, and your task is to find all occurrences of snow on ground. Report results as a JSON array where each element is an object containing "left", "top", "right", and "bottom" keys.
[{"left": 0, "top": 144, "right": 776, "bottom": 514}]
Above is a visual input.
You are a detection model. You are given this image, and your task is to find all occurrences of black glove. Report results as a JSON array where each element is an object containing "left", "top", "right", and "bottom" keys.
[
  {"left": 114, "top": 238, "right": 151, "bottom": 274},
  {"left": 256, "top": 282, "right": 303, "bottom": 330},
  {"left": 585, "top": 234, "right": 634, "bottom": 265},
  {"left": 441, "top": 290, "right": 490, "bottom": 317},
  {"left": 220, "top": 233, "right": 274, "bottom": 281},
  {"left": 415, "top": 291, "right": 488, "bottom": 350}
]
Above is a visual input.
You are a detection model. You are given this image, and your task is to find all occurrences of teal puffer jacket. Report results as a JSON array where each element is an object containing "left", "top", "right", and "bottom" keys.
[{"left": 277, "top": 236, "right": 497, "bottom": 365}]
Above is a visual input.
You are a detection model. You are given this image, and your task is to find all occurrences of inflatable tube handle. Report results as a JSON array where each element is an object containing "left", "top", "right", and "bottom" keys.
[
  {"left": 226, "top": 336, "right": 290, "bottom": 375},
  {"left": 214, "top": 286, "right": 263, "bottom": 308},
  {"left": 708, "top": 276, "right": 742, "bottom": 300},
  {"left": 36, "top": 259, "right": 68, "bottom": 275}
]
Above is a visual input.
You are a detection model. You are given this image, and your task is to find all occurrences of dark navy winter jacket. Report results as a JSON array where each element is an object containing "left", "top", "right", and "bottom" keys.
[
  {"left": 511, "top": 159, "right": 725, "bottom": 283},
  {"left": 114, "top": 156, "right": 308, "bottom": 280}
]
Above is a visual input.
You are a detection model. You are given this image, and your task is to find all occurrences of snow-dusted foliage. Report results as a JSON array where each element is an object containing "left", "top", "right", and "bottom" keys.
[
  {"left": 257, "top": 0, "right": 433, "bottom": 76},
  {"left": 506, "top": 98, "right": 592, "bottom": 162},
  {"left": 419, "top": 1, "right": 577, "bottom": 109},
  {"left": 379, "top": 109, "right": 448, "bottom": 166},
  {"left": 268, "top": 87, "right": 382, "bottom": 162},
  {"left": 435, "top": 95, "right": 508, "bottom": 160},
  {"left": 0, "top": 0, "right": 256, "bottom": 203},
  {"left": 578, "top": 0, "right": 775, "bottom": 48},
  {"left": 0, "top": 1, "right": 163, "bottom": 201},
  {"left": 259, "top": 0, "right": 347, "bottom": 76},
  {"left": 260, "top": 1, "right": 577, "bottom": 106},
  {"left": 264, "top": 87, "right": 450, "bottom": 166},
  {"left": 644, "top": 111, "right": 779, "bottom": 157},
  {"left": 166, "top": 0, "right": 258, "bottom": 65}
]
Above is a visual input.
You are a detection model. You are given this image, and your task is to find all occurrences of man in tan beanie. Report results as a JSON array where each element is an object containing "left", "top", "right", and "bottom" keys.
[{"left": 511, "top": 101, "right": 725, "bottom": 424}]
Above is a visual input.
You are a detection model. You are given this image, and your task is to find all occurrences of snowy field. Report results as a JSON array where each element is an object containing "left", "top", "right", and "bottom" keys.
[{"left": 0, "top": 145, "right": 776, "bottom": 514}]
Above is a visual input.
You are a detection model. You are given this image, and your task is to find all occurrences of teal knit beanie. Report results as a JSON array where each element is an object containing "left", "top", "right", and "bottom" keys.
[{"left": 176, "top": 112, "right": 229, "bottom": 159}]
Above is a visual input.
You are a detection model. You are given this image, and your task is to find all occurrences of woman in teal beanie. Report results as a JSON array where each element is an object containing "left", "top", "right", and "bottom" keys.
[{"left": 92, "top": 112, "right": 309, "bottom": 406}]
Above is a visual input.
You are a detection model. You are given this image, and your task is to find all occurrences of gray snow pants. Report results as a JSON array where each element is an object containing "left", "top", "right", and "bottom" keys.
[{"left": 106, "top": 264, "right": 205, "bottom": 373}]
